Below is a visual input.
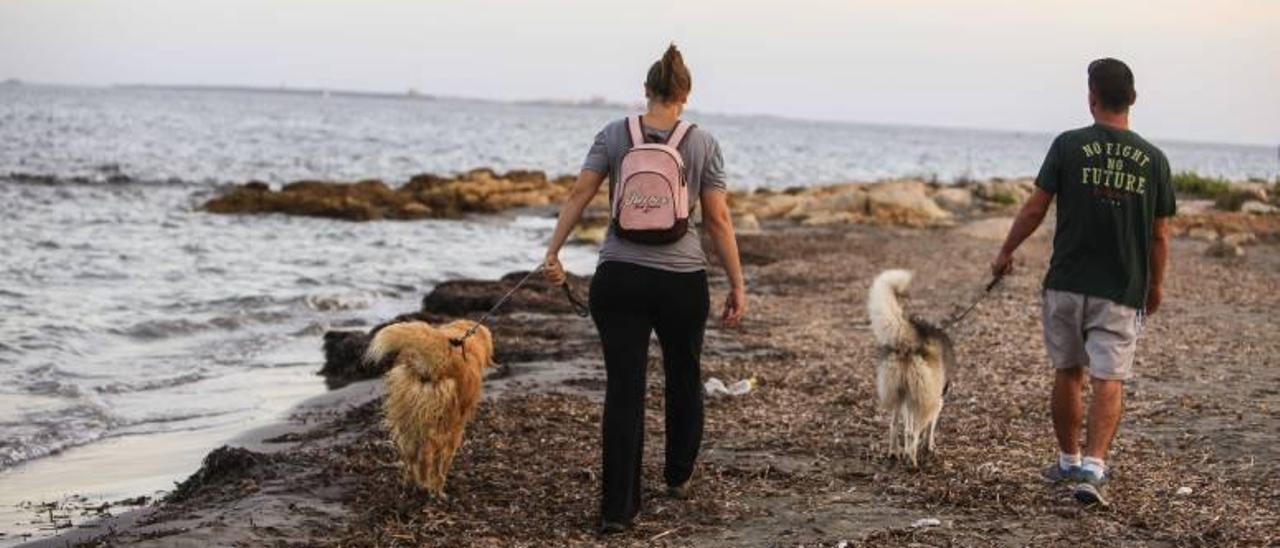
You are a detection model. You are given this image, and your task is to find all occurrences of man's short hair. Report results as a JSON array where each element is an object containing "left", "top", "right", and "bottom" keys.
[{"left": 1088, "top": 58, "right": 1136, "bottom": 112}]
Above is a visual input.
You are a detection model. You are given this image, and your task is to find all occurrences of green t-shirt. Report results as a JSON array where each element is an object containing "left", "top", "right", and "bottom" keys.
[{"left": 1037, "top": 124, "right": 1177, "bottom": 309}]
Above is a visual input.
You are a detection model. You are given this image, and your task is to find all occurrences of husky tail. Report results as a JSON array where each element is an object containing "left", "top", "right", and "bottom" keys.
[{"left": 868, "top": 269, "right": 918, "bottom": 349}]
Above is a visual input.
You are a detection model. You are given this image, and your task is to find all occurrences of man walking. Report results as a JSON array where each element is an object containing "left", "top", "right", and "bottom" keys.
[{"left": 991, "top": 58, "right": 1176, "bottom": 506}]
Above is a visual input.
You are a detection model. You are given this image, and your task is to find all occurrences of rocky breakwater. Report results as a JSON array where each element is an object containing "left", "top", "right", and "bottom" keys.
[
  {"left": 202, "top": 168, "right": 601, "bottom": 221},
  {"left": 1170, "top": 181, "right": 1280, "bottom": 257},
  {"left": 729, "top": 178, "right": 1035, "bottom": 228},
  {"left": 319, "top": 271, "right": 595, "bottom": 389}
]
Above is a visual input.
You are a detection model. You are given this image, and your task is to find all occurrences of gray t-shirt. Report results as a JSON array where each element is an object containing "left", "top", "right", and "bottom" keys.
[{"left": 582, "top": 118, "right": 727, "bottom": 272}]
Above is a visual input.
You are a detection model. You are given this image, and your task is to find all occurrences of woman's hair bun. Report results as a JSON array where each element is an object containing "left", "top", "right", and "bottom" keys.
[{"left": 646, "top": 43, "right": 691, "bottom": 102}]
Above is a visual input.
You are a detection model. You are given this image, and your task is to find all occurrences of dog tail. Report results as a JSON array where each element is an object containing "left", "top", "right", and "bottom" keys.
[
  {"left": 365, "top": 322, "right": 451, "bottom": 376},
  {"left": 868, "top": 269, "right": 918, "bottom": 349}
]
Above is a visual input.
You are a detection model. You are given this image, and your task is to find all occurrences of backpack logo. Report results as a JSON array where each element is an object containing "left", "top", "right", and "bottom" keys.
[{"left": 624, "top": 192, "right": 672, "bottom": 212}]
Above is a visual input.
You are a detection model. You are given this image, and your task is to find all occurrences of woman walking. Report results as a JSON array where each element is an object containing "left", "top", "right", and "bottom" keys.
[{"left": 542, "top": 43, "right": 747, "bottom": 534}]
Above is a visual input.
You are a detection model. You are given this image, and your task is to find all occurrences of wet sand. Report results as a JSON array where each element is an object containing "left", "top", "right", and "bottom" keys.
[{"left": 43, "top": 218, "right": 1280, "bottom": 547}]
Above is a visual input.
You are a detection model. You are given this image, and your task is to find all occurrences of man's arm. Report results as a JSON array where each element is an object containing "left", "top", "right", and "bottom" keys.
[
  {"left": 1146, "top": 218, "right": 1170, "bottom": 314},
  {"left": 991, "top": 188, "right": 1055, "bottom": 276}
]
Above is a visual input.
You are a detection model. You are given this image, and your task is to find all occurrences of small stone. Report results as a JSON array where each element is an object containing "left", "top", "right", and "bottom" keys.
[
  {"left": 1204, "top": 241, "right": 1244, "bottom": 258},
  {"left": 1186, "top": 227, "right": 1218, "bottom": 242},
  {"left": 1221, "top": 232, "right": 1257, "bottom": 247},
  {"left": 1241, "top": 200, "right": 1278, "bottom": 215},
  {"left": 933, "top": 187, "right": 974, "bottom": 213},
  {"left": 1175, "top": 486, "right": 1193, "bottom": 496},
  {"left": 734, "top": 213, "right": 762, "bottom": 234}
]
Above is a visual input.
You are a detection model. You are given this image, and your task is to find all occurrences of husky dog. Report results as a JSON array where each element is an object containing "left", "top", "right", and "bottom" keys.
[
  {"left": 867, "top": 270, "right": 956, "bottom": 466},
  {"left": 365, "top": 320, "right": 495, "bottom": 495}
]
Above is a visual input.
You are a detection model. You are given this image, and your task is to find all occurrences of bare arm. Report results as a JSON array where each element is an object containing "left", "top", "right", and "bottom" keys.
[
  {"left": 543, "top": 169, "right": 606, "bottom": 284},
  {"left": 1145, "top": 218, "right": 1170, "bottom": 314},
  {"left": 991, "top": 188, "right": 1055, "bottom": 276},
  {"left": 701, "top": 190, "right": 747, "bottom": 326}
]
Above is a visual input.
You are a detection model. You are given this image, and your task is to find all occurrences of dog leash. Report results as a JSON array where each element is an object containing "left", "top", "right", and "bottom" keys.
[
  {"left": 449, "top": 264, "right": 590, "bottom": 347},
  {"left": 940, "top": 272, "right": 1005, "bottom": 331}
]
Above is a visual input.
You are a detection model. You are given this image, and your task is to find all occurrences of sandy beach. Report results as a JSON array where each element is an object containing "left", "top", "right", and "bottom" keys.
[{"left": 36, "top": 176, "right": 1280, "bottom": 547}]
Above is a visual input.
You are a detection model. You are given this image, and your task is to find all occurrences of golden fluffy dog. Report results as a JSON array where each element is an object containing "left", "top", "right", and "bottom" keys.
[
  {"left": 364, "top": 320, "right": 495, "bottom": 495},
  {"left": 867, "top": 269, "right": 955, "bottom": 467}
]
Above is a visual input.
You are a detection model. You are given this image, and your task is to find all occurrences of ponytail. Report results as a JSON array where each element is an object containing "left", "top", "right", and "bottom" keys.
[{"left": 645, "top": 43, "right": 692, "bottom": 103}]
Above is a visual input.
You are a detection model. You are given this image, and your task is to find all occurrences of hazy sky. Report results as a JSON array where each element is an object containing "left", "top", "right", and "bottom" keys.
[{"left": 2, "top": 0, "right": 1277, "bottom": 145}]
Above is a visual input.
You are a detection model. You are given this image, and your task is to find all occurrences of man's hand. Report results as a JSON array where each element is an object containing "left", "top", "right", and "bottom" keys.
[
  {"left": 543, "top": 253, "right": 566, "bottom": 285},
  {"left": 990, "top": 250, "right": 1014, "bottom": 278},
  {"left": 1145, "top": 284, "right": 1163, "bottom": 315},
  {"left": 721, "top": 285, "right": 747, "bottom": 327}
]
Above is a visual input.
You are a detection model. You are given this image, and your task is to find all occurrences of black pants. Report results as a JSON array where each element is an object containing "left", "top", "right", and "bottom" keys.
[{"left": 589, "top": 261, "right": 710, "bottom": 524}]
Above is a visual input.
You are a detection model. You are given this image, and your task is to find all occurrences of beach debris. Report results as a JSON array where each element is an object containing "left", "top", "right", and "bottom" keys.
[
  {"left": 1176, "top": 486, "right": 1194, "bottom": 496},
  {"left": 911, "top": 517, "right": 942, "bottom": 529},
  {"left": 705, "top": 377, "right": 757, "bottom": 397}
]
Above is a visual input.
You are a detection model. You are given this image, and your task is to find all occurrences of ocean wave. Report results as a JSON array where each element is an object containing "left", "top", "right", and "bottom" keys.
[
  {"left": 0, "top": 404, "right": 117, "bottom": 471},
  {"left": 109, "top": 318, "right": 209, "bottom": 340},
  {"left": 109, "top": 310, "right": 294, "bottom": 340},
  {"left": 94, "top": 372, "right": 209, "bottom": 395},
  {"left": 303, "top": 292, "right": 377, "bottom": 311}
]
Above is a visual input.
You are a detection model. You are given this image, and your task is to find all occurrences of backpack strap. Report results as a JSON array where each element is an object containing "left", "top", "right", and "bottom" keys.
[
  {"left": 665, "top": 120, "right": 695, "bottom": 149},
  {"left": 626, "top": 115, "right": 644, "bottom": 149}
]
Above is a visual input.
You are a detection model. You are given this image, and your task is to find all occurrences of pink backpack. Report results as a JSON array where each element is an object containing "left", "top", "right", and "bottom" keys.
[{"left": 612, "top": 115, "right": 695, "bottom": 245}]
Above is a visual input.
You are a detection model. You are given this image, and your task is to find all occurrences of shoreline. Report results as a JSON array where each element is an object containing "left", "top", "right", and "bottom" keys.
[
  {"left": 6, "top": 168, "right": 1278, "bottom": 546},
  {"left": 33, "top": 212, "right": 1280, "bottom": 546}
]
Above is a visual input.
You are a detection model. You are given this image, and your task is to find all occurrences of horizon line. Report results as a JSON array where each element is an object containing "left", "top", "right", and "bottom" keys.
[{"left": 3, "top": 78, "right": 1278, "bottom": 151}]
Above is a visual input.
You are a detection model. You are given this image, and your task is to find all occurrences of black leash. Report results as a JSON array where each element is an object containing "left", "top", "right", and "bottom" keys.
[
  {"left": 449, "top": 264, "right": 589, "bottom": 347},
  {"left": 941, "top": 273, "right": 1005, "bottom": 331}
]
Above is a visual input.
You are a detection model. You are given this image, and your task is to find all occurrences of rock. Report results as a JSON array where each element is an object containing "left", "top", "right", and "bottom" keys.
[
  {"left": 1178, "top": 199, "right": 1217, "bottom": 216},
  {"left": 570, "top": 209, "right": 610, "bottom": 245},
  {"left": 910, "top": 518, "right": 942, "bottom": 529},
  {"left": 168, "top": 446, "right": 279, "bottom": 503},
  {"left": 975, "top": 179, "right": 1032, "bottom": 206},
  {"left": 1186, "top": 227, "right": 1219, "bottom": 242},
  {"left": 202, "top": 169, "right": 582, "bottom": 221},
  {"left": 1205, "top": 240, "right": 1244, "bottom": 258},
  {"left": 421, "top": 271, "right": 591, "bottom": 317},
  {"left": 801, "top": 211, "right": 859, "bottom": 226},
  {"left": 932, "top": 187, "right": 974, "bottom": 213},
  {"left": 1176, "top": 486, "right": 1194, "bottom": 496},
  {"left": 751, "top": 194, "right": 807, "bottom": 219},
  {"left": 1229, "top": 181, "right": 1270, "bottom": 202},
  {"left": 828, "top": 188, "right": 869, "bottom": 214},
  {"left": 865, "top": 180, "right": 950, "bottom": 225},
  {"left": 734, "top": 213, "right": 762, "bottom": 234},
  {"left": 1222, "top": 232, "right": 1257, "bottom": 247},
  {"left": 571, "top": 224, "right": 608, "bottom": 245},
  {"left": 1241, "top": 200, "right": 1278, "bottom": 215},
  {"left": 955, "top": 217, "right": 1014, "bottom": 241}
]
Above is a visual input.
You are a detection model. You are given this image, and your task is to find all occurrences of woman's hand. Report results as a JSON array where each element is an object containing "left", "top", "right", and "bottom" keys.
[
  {"left": 721, "top": 285, "right": 746, "bottom": 327},
  {"left": 543, "top": 253, "right": 567, "bottom": 285},
  {"left": 542, "top": 169, "right": 606, "bottom": 286}
]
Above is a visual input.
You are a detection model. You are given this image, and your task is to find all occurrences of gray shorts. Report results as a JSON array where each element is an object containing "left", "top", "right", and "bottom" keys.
[{"left": 1041, "top": 289, "right": 1142, "bottom": 380}]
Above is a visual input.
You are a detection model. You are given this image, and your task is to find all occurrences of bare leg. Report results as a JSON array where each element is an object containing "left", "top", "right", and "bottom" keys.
[
  {"left": 1051, "top": 367, "right": 1086, "bottom": 455},
  {"left": 1084, "top": 378, "right": 1124, "bottom": 460}
]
